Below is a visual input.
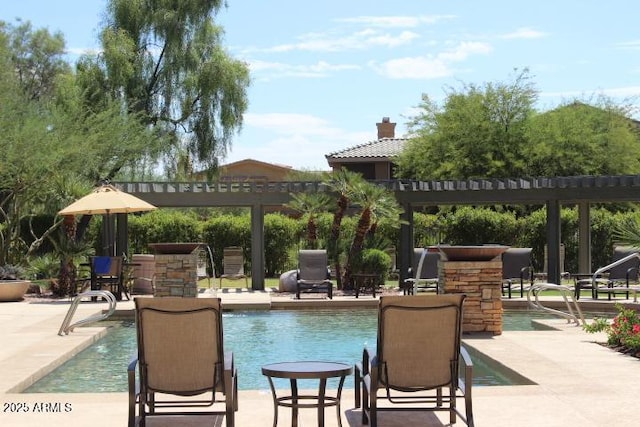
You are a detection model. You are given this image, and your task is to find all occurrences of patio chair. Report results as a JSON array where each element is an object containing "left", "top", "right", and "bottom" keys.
[
  {"left": 129, "top": 254, "right": 155, "bottom": 296},
  {"left": 128, "top": 297, "right": 238, "bottom": 427},
  {"left": 89, "top": 255, "right": 126, "bottom": 300},
  {"left": 295, "top": 249, "right": 333, "bottom": 299},
  {"left": 355, "top": 294, "right": 474, "bottom": 427},
  {"left": 588, "top": 246, "right": 640, "bottom": 300},
  {"left": 501, "top": 248, "right": 534, "bottom": 298},
  {"left": 219, "top": 247, "right": 248, "bottom": 288},
  {"left": 403, "top": 248, "right": 439, "bottom": 295}
]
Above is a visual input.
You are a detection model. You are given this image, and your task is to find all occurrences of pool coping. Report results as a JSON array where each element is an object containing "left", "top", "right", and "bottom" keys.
[{"left": 1, "top": 292, "right": 639, "bottom": 427}]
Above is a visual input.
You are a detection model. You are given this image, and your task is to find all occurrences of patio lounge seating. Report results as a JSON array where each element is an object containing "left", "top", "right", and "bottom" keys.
[
  {"left": 88, "top": 255, "right": 126, "bottom": 300},
  {"left": 296, "top": 249, "right": 333, "bottom": 299},
  {"left": 403, "top": 248, "right": 439, "bottom": 295},
  {"left": 355, "top": 294, "right": 474, "bottom": 426},
  {"left": 219, "top": 247, "right": 248, "bottom": 288},
  {"left": 128, "top": 297, "right": 238, "bottom": 427},
  {"left": 501, "top": 248, "right": 534, "bottom": 298},
  {"left": 586, "top": 246, "right": 640, "bottom": 300}
]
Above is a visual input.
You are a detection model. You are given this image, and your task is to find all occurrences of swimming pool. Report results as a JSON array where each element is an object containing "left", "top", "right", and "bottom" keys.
[{"left": 24, "top": 309, "right": 558, "bottom": 393}]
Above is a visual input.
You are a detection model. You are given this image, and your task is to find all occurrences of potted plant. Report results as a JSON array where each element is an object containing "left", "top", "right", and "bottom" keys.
[{"left": 0, "top": 264, "right": 31, "bottom": 302}]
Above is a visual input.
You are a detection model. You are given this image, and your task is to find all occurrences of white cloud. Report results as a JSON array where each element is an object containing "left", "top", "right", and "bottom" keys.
[
  {"left": 372, "top": 41, "right": 493, "bottom": 79},
  {"left": 615, "top": 40, "right": 640, "bottom": 50},
  {"left": 501, "top": 27, "right": 547, "bottom": 40},
  {"left": 259, "top": 29, "right": 420, "bottom": 53},
  {"left": 438, "top": 41, "right": 493, "bottom": 61},
  {"left": 248, "top": 59, "right": 359, "bottom": 80},
  {"left": 371, "top": 56, "right": 451, "bottom": 79}
]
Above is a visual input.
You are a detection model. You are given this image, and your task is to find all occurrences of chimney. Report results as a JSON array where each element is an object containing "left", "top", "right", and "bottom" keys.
[{"left": 376, "top": 117, "right": 396, "bottom": 139}]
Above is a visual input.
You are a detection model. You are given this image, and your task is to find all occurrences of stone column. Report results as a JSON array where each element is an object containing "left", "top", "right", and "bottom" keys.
[
  {"left": 439, "top": 259, "right": 503, "bottom": 335},
  {"left": 153, "top": 253, "right": 198, "bottom": 297}
]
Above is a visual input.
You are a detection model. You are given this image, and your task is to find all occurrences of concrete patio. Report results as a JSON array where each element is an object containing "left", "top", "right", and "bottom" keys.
[{"left": 1, "top": 289, "right": 638, "bottom": 426}]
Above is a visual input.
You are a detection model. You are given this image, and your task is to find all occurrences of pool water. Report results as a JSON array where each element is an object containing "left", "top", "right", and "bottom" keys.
[{"left": 25, "top": 309, "right": 557, "bottom": 393}]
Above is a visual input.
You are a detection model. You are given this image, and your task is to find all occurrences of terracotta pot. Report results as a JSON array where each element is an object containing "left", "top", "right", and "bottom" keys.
[{"left": 0, "top": 280, "right": 30, "bottom": 302}]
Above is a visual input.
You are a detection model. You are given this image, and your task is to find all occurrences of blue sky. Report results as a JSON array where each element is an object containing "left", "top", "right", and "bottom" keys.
[{"left": 3, "top": 0, "right": 640, "bottom": 171}]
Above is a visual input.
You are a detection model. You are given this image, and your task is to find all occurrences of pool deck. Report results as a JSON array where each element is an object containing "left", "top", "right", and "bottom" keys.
[{"left": 1, "top": 288, "right": 638, "bottom": 426}]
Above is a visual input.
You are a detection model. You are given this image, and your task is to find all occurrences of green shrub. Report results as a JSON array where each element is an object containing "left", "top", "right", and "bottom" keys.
[
  {"left": 355, "top": 248, "right": 392, "bottom": 284},
  {"left": 202, "top": 213, "right": 251, "bottom": 274},
  {"left": 439, "top": 207, "right": 519, "bottom": 246},
  {"left": 264, "top": 213, "right": 299, "bottom": 276},
  {"left": 129, "top": 210, "right": 202, "bottom": 253}
]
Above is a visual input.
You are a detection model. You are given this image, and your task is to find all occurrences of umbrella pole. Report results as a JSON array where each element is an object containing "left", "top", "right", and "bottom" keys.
[{"left": 102, "top": 211, "right": 116, "bottom": 257}]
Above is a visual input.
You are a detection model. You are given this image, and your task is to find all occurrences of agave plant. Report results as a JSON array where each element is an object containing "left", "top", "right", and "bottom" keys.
[
  {"left": 613, "top": 217, "right": 640, "bottom": 250},
  {"left": 0, "top": 264, "right": 26, "bottom": 281}
]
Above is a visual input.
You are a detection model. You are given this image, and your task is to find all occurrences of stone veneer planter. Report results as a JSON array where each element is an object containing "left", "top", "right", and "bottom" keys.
[
  {"left": 0, "top": 280, "right": 31, "bottom": 302},
  {"left": 438, "top": 259, "right": 503, "bottom": 335},
  {"left": 153, "top": 253, "right": 198, "bottom": 297}
]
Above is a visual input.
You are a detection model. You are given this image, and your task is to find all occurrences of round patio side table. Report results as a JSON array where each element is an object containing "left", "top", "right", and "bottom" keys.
[{"left": 262, "top": 361, "right": 353, "bottom": 427}]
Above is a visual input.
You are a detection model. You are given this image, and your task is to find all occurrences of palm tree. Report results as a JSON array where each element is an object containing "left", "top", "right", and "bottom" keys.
[
  {"left": 285, "top": 192, "right": 332, "bottom": 249},
  {"left": 325, "top": 170, "right": 365, "bottom": 288},
  {"left": 343, "top": 181, "right": 401, "bottom": 289}
]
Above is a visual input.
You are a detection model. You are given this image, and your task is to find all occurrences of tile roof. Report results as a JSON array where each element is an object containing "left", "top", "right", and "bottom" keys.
[{"left": 325, "top": 138, "right": 407, "bottom": 160}]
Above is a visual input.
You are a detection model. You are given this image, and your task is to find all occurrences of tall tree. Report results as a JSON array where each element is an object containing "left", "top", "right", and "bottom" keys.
[
  {"left": 342, "top": 181, "right": 401, "bottom": 289},
  {"left": 0, "top": 22, "right": 159, "bottom": 269},
  {"left": 2, "top": 20, "right": 70, "bottom": 101},
  {"left": 525, "top": 99, "right": 640, "bottom": 176},
  {"left": 396, "top": 68, "right": 537, "bottom": 180},
  {"left": 77, "top": 0, "right": 251, "bottom": 179},
  {"left": 397, "top": 69, "right": 640, "bottom": 181},
  {"left": 324, "top": 169, "right": 365, "bottom": 288},
  {"left": 285, "top": 192, "right": 332, "bottom": 249}
]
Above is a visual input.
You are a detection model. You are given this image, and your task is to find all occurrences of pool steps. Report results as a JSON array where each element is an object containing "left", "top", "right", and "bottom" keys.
[{"left": 58, "top": 290, "right": 117, "bottom": 335}]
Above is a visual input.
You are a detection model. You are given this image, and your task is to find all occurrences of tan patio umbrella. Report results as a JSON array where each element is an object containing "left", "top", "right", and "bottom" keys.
[
  {"left": 58, "top": 184, "right": 156, "bottom": 255},
  {"left": 58, "top": 184, "right": 156, "bottom": 216}
]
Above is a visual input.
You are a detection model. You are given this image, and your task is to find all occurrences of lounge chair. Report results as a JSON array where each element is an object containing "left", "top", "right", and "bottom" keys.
[
  {"left": 296, "top": 249, "right": 333, "bottom": 299},
  {"left": 403, "top": 248, "right": 439, "bottom": 295},
  {"left": 586, "top": 246, "right": 640, "bottom": 300},
  {"left": 501, "top": 248, "right": 533, "bottom": 298},
  {"left": 219, "top": 246, "right": 248, "bottom": 288},
  {"left": 89, "top": 255, "right": 126, "bottom": 300},
  {"left": 128, "top": 297, "right": 238, "bottom": 427},
  {"left": 355, "top": 294, "right": 474, "bottom": 427}
]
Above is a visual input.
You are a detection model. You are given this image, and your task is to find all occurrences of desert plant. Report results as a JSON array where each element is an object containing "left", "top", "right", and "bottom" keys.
[{"left": 0, "top": 264, "right": 26, "bottom": 280}]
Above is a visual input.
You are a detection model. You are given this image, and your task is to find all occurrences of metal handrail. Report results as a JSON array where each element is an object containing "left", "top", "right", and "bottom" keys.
[
  {"left": 526, "top": 282, "right": 585, "bottom": 326},
  {"left": 593, "top": 251, "right": 640, "bottom": 278},
  {"left": 590, "top": 252, "right": 640, "bottom": 302},
  {"left": 58, "top": 290, "right": 117, "bottom": 336}
]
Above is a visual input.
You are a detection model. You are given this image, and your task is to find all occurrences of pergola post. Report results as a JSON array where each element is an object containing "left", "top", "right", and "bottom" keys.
[
  {"left": 578, "top": 201, "right": 591, "bottom": 274},
  {"left": 546, "top": 200, "right": 562, "bottom": 285},
  {"left": 250, "top": 203, "right": 265, "bottom": 290}
]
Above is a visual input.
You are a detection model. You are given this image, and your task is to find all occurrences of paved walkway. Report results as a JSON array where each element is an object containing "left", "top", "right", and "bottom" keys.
[{"left": 1, "top": 289, "right": 638, "bottom": 426}]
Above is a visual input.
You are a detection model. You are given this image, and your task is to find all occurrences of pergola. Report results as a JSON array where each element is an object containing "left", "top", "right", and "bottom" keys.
[{"left": 114, "top": 174, "right": 640, "bottom": 289}]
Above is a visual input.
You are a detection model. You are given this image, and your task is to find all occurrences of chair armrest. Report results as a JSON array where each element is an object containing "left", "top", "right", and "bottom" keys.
[
  {"left": 127, "top": 355, "right": 138, "bottom": 383},
  {"left": 224, "top": 351, "right": 235, "bottom": 372},
  {"left": 520, "top": 266, "right": 533, "bottom": 281},
  {"left": 626, "top": 267, "right": 638, "bottom": 285},
  {"left": 361, "top": 346, "right": 377, "bottom": 374},
  {"left": 459, "top": 345, "right": 473, "bottom": 395}
]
